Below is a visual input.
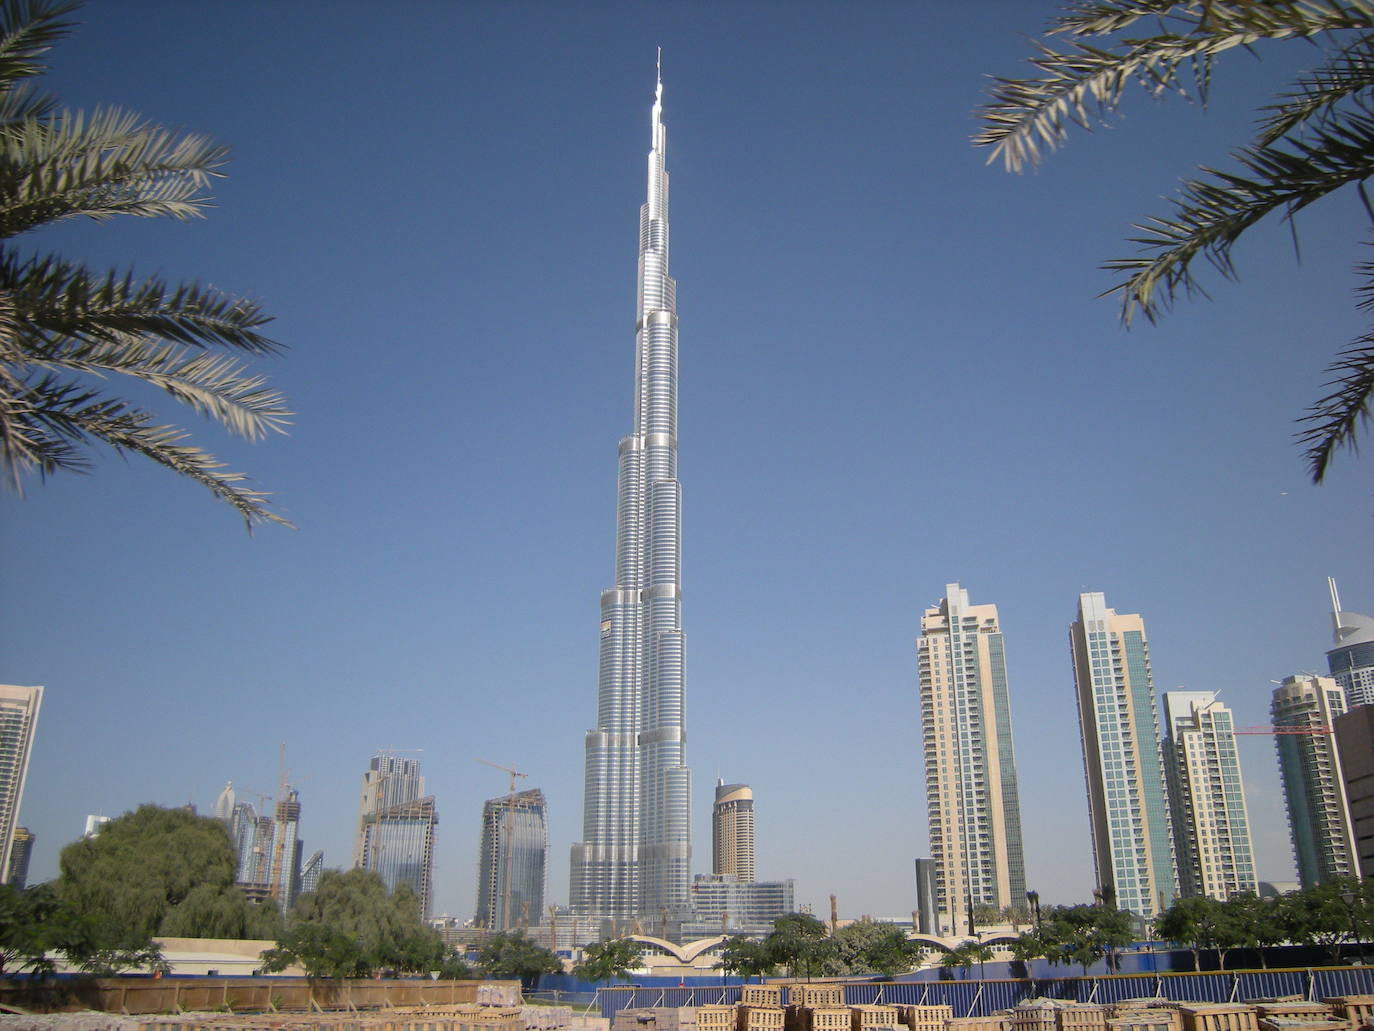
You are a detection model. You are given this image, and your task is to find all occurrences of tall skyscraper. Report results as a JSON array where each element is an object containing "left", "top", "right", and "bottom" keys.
[
  {"left": 1162, "top": 691, "right": 1258, "bottom": 900},
  {"left": 1272, "top": 673, "right": 1356, "bottom": 887},
  {"left": 1334, "top": 705, "right": 1374, "bottom": 879},
  {"left": 354, "top": 753, "right": 438, "bottom": 918},
  {"left": 6, "top": 826, "right": 33, "bottom": 889},
  {"left": 477, "top": 787, "right": 548, "bottom": 931},
  {"left": 268, "top": 788, "right": 302, "bottom": 912},
  {"left": 916, "top": 584, "right": 1027, "bottom": 934},
  {"left": 570, "top": 60, "right": 692, "bottom": 929},
  {"left": 1069, "top": 593, "right": 1177, "bottom": 924},
  {"left": 1327, "top": 578, "right": 1374, "bottom": 709},
  {"left": 712, "top": 781, "right": 755, "bottom": 882},
  {"left": 0, "top": 685, "right": 42, "bottom": 886}
]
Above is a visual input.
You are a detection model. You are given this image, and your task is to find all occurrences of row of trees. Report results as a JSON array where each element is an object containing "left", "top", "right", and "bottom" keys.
[{"left": 720, "top": 914, "right": 926, "bottom": 980}]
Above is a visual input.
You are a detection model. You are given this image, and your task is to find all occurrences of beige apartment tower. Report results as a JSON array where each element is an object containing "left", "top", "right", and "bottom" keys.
[
  {"left": 1162, "top": 692, "right": 1258, "bottom": 900},
  {"left": 1070, "top": 593, "right": 1177, "bottom": 923},
  {"left": 0, "top": 685, "right": 42, "bottom": 886},
  {"left": 917, "top": 584, "right": 1026, "bottom": 934},
  {"left": 712, "top": 780, "right": 755, "bottom": 882}
]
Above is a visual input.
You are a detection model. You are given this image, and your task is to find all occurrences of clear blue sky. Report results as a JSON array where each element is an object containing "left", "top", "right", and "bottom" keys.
[{"left": 3, "top": 0, "right": 1372, "bottom": 922}]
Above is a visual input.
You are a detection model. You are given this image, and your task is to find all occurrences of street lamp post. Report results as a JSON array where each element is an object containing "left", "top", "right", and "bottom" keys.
[{"left": 1341, "top": 889, "right": 1365, "bottom": 966}]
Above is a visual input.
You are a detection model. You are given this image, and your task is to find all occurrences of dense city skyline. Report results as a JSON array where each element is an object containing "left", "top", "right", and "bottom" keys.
[{"left": 3, "top": 2, "right": 1373, "bottom": 920}]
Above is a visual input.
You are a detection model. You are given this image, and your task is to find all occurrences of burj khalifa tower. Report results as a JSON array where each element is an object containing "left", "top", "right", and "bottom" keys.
[{"left": 570, "top": 60, "right": 692, "bottom": 931}]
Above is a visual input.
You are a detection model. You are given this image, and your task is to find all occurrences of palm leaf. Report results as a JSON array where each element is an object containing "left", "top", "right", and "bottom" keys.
[
  {"left": 1257, "top": 35, "right": 1374, "bottom": 144},
  {"left": 1298, "top": 246, "right": 1374, "bottom": 480},
  {"left": 0, "top": 0, "right": 78, "bottom": 88},
  {"left": 1104, "top": 107, "right": 1374, "bottom": 322},
  {"left": 1, "top": 255, "right": 279, "bottom": 355}
]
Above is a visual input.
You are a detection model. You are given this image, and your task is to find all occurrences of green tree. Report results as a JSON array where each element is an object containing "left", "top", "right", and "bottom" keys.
[
  {"left": 0, "top": 0, "right": 290, "bottom": 528},
  {"left": 940, "top": 942, "right": 974, "bottom": 978},
  {"left": 56, "top": 803, "right": 262, "bottom": 969},
  {"left": 571, "top": 937, "right": 642, "bottom": 983},
  {"left": 976, "top": 1, "right": 1374, "bottom": 483},
  {"left": 1039, "top": 904, "right": 1133, "bottom": 976},
  {"left": 476, "top": 931, "right": 563, "bottom": 988},
  {"left": 1157, "top": 895, "right": 1239, "bottom": 970},
  {"left": 826, "top": 920, "right": 923, "bottom": 977},
  {"left": 1226, "top": 892, "right": 1283, "bottom": 968},
  {"left": 0, "top": 882, "right": 63, "bottom": 976},
  {"left": 267, "top": 869, "right": 445, "bottom": 976},
  {"left": 764, "top": 912, "right": 834, "bottom": 980},
  {"left": 718, "top": 936, "right": 775, "bottom": 982}
]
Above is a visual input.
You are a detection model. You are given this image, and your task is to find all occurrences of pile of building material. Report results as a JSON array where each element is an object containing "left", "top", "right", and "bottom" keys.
[{"left": 477, "top": 989, "right": 522, "bottom": 1009}]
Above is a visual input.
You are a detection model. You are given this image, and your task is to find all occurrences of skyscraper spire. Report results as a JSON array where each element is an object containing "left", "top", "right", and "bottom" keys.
[{"left": 571, "top": 61, "right": 692, "bottom": 931}]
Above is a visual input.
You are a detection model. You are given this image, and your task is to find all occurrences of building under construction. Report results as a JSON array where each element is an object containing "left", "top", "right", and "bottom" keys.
[{"left": 475, "top": 787, "right": 547, "bottom": 931}]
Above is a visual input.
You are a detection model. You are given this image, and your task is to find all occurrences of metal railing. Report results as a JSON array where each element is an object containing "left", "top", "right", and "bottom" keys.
[{"left": 598, "top": 967, "right": 1374, "bottom": 1020}]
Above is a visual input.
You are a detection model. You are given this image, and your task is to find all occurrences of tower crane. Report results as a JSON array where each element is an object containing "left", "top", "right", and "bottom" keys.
[{"left": 477, "top": 759, "right": 528, "bottom": 932}]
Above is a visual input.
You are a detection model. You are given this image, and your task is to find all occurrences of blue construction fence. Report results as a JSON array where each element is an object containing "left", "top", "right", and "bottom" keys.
[{"left": 598, "top": 966, "right": 1374, "bottom": 1021}]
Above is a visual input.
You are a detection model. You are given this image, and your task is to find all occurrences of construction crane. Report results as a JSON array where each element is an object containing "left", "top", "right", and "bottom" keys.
[{"left": 477, "top": 759, "right": 528, "bottom": 932}]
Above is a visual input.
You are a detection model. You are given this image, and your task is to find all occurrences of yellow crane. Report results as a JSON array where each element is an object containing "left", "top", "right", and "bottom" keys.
[{"left": 477, "top": 759, "right": 528, "bottom": 931}]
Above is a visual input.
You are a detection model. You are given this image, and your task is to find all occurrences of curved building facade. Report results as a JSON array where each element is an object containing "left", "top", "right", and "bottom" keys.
[
  {"left": 712, "top": 782, "right": 755, "bottom": 883},
  {"left": 571, "top": 64, "right": 692, "bottom": 929},
  {"left": 1327, "top": 578, "right": 1374, "bottom": 709}
]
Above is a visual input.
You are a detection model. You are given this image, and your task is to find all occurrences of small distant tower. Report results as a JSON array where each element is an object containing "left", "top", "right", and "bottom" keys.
[
  {"left": 268, "top": 789, "right": 303, "bottom": 912},
  {"left": 0, "top": 685, "right": 42, "bottom": 886},
  {"left": 299, "top": 849, "right": 325, "bottom": 897},
  {"left": 712, "top": 781, "right": 755, "bottom": 882},
  {"left": 1327, "top": 578, "right": 1374, "bottom": 708},
  {"left": 213, "top": 782, "right": 237, "bottom": 822},
  {"left": 476, "top": 788, "right": 547, "bottom": 931},
  {"left": 82, "top": 814, "right": 110, "bottom": 839}
]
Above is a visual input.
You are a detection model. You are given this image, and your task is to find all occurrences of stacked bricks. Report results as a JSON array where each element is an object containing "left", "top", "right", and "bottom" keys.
[
  {"left": 851, "top": 1007, "right": 900, "bottom": 1031},
  {"left": 899, "top": 1006, "right": 953, "bottom": 1031},
  {"left": 523, "top": 1008, "right": 574, "bottom": 1031},
  {"left": 1058, "top": 1005, "right": 1108, "bottom": 1031},
  {"left": 478, "top": 986, "right": 523, "bottom": 1008},
  {"left": 696, "top": 1007, "right": 738, "bottom": 1031},
  {"left": 742, "top": 987, "right": 784, "bottom": 1008},
  {"left": 801, "top": 1008, "right": 852, "bottom": 1031},
  {"left": 1176, "top": 1005, "right": 1260, "bottom": 1031},
  {"left": 789, "top": 987, "right": 846, "bottom": 1008},
  {"left": 1255, "top": 1003, "right": 1340, "bottom": 1031},
  {"left": 946, "top": 1017, "right": 1010, "bottom": 1031},
  {"left": 1012, "top": 1001, "right": 1060, "bottom": 1031},
  {"left": 1325, "top": 998, "right": 1374, "bottom": 1030},
  {"left": 612, "top": 1010, "right": 698, "bottom": 1031},
  {"left": 1109, "top": 1002, "right": 1182, "bottom": 1031},
  {"left": 134, "top": 1015, "right": 526, "bottom": 1031},
  {"left": 740, "top": 1010, "right": 786, "bottom": 1031}
]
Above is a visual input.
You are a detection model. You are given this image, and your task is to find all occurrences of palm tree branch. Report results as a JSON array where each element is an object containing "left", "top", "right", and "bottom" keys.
[
  {"left": 0, "top": 254, "right": 280, "bottom": 355},
  {"left": 22, "top": 338, "right": 291, "bottom": 441},
  {"left": 0, "top": 0, "right": 79, "bottom": 88},
  {"left": 1297, "top": 247, "right": 1374, "bottom": 480},
  {"left": 1257, "top": 36, "right": 1374, "bottom": 144},
  {"left": 0, "top": 108, "right": 227, "bottom": 234},
  {"left": 1104, "top": 110, "right": 1374, "bottom": 321},
  {"left": 18, "top": 379, "right": 291, "bottom": 528},
  {"left": 976, "top": 4, "right": 1371, "bottom": 172}
]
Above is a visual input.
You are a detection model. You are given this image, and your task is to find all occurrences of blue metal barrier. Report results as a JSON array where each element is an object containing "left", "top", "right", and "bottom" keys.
[{"left": 600, "top": 967, "right": 1374, "bottom": 1020}]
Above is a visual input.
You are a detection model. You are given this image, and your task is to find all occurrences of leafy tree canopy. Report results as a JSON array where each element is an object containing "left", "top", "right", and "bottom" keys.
[
  {"left": 977, "top": 1, "right": 1374, "bottom": 483},
  {"left": 718, "top": 936, "right": 775, "bottom": 982},
  {"left": 263, "top": 868, "right": 446, "bottom": 977},
  {"left": 824, "top": 920, "right": 923, "bottom": 977},
  {"left": 572, "top": 937, "right": 642, "bottom": 983},
  {"left": 476, "top": 931, "right": 563, "bottom": 987},
  {"left": 0, "top": 0, "right": 290, "bottom": 528}
]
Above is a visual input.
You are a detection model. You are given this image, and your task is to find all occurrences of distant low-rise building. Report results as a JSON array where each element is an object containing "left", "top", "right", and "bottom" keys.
[{"left": 677, "top": 873, "right": 794, "bottom": 938}]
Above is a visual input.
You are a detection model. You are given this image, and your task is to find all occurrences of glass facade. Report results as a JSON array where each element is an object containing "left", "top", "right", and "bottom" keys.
[
  {"left": 572, "top": 65, "right": 692, "bottom": 930},
  {"left": 1070, "top": 594, "right": 1178, "bottom": 923},
  {"left": 1272, "top": 674, "right": 1355, "bottom": 887},
  {"left": 678, "top": 874, "right": 795, "bottom": 938},
  {"left": 1327, "top": 579, "right": 1374, "bottom": 708},
  {"left": 477, "top": 788, "right": 547, "bottom": 931},
  {"left": 355, "top": 754, "right": 438, "bottom": 918}
]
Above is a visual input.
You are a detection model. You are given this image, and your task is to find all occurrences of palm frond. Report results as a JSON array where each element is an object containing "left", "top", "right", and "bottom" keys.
[
  {"left": 1298, "top": 245, "right": 1374, "bottom": 480},
  {"left": 25, "top": 337, "right": 291, "bottom": 441},
  {"left": 1258, "top": 36, "right": 1374, "bottom": 144},
  {"left": 1104, "top": 107, "right": 1374, "bottom": 321},
  {"left": 15, "top": 376, "right": 291, "bottom": 529},
  {"left": 0, "top": 255, "right": 279, "bottom": 355},
  {"left": 0, "top": 0, "right": 78, "bottom": 89},
  {"left": 0, "top": 107, "right": 227, "bottom": 236},
  {"left": 975, "top": 2, "right": 1372, "bottom": 172}
]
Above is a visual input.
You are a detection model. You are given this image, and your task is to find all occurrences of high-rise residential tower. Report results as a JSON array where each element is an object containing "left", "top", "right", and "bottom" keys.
[
  {"left": 1272, "top": 673, "right": 1356, "bottom": 886},
  {"left": 268, "top": 788, "right": 302, "bottom": 912},
  {"left": 354, "top": 754, "right": 438, "bottom": 918},
  {"left": 916, "top": 584, "right": 1027, "bottom": 934},
  {"left": 712, "top": 781, "right": 755, "bottom": 882},
  {"left": 6, "top": 826, "right": 33, "bottom": 889},
  {"left": 1327, "top": 578, "right": 1374, "bottom": 709},
  {"left": 0, "top": 685, "right": 42, "bottom": 885},
  {"left": 1069, "top": 593, "right": 1177, "bottom": 924},
  {"left": 477, "top": 787, "right": 548, "bottom": 931},
  {"left": 1162, "top": 691, "right": 1258, "bottom": 900},
  {"left": 570, "top": 60, "right": 691, "bottom": 928}
]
